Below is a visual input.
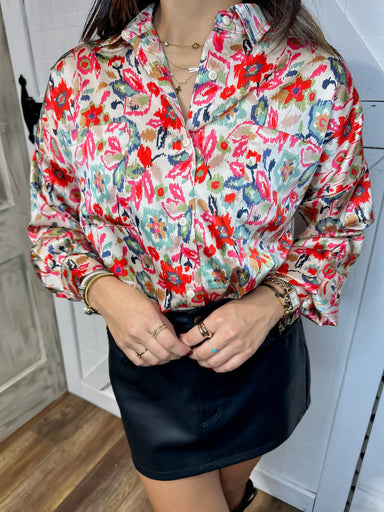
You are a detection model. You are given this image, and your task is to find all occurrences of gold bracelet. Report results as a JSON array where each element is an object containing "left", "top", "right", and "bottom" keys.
[{"left": 83, "top": 272, "right": 114, "bottom": 315}]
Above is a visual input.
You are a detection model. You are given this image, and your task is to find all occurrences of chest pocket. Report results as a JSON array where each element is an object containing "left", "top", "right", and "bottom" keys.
[
  {"left": 68, "top": 121, "right": 141, "bottom": 224},
  {"left": 236, "top": 125, "right": 321, "bottom": 239}
]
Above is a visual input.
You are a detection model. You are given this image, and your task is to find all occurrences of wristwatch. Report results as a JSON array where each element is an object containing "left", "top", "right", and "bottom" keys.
[{"left": 262, "top": 276, "right": 301, "bottom": 332}]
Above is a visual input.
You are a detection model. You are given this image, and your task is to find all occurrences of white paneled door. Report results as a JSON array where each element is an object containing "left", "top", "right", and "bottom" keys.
[
  {"left": 1, "top": 0, "right": 383, "bottom": 510},
  {"left": 0, "top": 5, "right": 66, "bottom": 441}
]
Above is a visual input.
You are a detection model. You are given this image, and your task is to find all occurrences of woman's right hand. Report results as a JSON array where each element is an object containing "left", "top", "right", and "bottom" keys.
[{"left": 88, "top": 276, "right": 191, "bottom": 366}]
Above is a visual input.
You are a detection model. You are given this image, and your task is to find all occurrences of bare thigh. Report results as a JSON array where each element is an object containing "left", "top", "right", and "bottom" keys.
[
  {"left": 219, "top": 456, "right": 262, "bottom": 510},
  {"left": 139, "top": 469, "right": 230, "bottom": 512}
]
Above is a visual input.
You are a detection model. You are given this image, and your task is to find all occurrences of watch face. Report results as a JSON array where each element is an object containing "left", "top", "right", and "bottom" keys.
[{"left": 289, "top": 290, "right": 300, "bottom": 310}]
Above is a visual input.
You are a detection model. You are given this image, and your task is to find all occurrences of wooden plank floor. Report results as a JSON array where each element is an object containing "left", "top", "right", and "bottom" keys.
[{"left": 0, "top": 392, "right": 300, "bottom": 512}]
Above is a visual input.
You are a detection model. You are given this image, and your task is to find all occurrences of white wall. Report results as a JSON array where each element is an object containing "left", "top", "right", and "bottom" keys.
[{"left": 335, "top": 0, "right": 384, "bottom": 71}]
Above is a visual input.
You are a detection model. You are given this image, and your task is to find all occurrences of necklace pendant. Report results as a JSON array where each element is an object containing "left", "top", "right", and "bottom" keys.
[
  {"left": 175, "top": 85, "right": 182, "bottom": 94},
  {"left": 192, "top": 43, "right": 201, "bottom": 49}
]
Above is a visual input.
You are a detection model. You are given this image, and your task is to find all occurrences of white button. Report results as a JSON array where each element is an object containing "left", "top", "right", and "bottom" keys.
[
  {"left": 222, "top": 15, "right": 231, "bottom": 26},
  {"left": 182, "top": 138, "right": 192, "bottom": 148},
  {"left": 186, "top": 289, "right": 195, "bottom": 298},
  {"left": 208, "top": 70, "right": 218, "bottom": 81},
  {"left": 179, "top": 217, "right": 187, "bottom": 227}
]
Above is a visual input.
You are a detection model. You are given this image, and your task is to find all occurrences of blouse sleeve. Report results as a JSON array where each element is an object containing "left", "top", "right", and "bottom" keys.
[
  {"left": 28, "top": 65, "right": 107, "bottom": 300},
  {"left": 269, "top": 66, "right": 374, "bottom": 326}
]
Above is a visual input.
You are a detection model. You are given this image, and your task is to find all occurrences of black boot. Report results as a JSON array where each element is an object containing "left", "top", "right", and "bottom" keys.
[{"left": 231, "top": 479, "right": 258, "bottom": 512}]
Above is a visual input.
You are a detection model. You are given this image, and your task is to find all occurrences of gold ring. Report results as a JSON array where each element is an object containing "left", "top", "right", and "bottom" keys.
[
  {"left": 151, "top": 323, "right": 167, "bottom": 339},
  {"left": 136, "top": 348, "right": 148, "bottom": 359},
  {"left": 198, "top": 321, "right": 213, "bottom": 340}
]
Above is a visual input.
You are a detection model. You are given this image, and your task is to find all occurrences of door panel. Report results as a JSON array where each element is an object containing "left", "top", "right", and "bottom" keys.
[
  {"left": 1, "top": 0, "right": 383, "bottom": 510},
  {"left": 0, "top": 4, "right": 66, "bottom": 441}
]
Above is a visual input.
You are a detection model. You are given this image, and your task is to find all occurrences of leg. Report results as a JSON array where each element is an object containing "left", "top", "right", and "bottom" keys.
[
  {"left": 219, "top": 456, "right": 262, "bottom": 511},
  {"left": 138, "top": 469, "right": 230, "bottom": 512}
]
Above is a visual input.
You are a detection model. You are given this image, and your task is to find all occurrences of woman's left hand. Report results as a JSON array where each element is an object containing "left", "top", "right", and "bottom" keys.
[{"left": 180, "top": 286, "right": 285, "bottom": 373}]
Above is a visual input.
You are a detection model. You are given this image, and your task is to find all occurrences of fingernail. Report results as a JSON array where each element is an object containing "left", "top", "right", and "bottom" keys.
[{"left": 188, "top": 350, "right": 193, "bottom": 356}]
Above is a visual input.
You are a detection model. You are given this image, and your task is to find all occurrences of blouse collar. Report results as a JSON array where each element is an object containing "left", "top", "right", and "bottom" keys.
[{"left": 118, "top": 2, "right": 271, "bottom": 46}]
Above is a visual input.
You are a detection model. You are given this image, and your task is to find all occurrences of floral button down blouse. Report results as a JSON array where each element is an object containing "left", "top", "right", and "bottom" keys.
[{"left": 28, "top": 3, "right": 374, "bottom": 326}]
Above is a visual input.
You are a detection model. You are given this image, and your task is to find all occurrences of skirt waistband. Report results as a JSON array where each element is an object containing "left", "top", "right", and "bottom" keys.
[
  {"left": 165, "top": 299, "right": 231, "bottom": 336},
  {"left": 164, "top": 298, "right": 286, "bottom": 338}
]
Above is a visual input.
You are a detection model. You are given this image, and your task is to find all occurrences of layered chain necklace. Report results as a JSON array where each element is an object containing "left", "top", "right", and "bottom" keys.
[
  {"left": 160, "top": 39, "right": 203, "bottom": 95},
  {"left": 153, "top": 4, "right": 204, "bottom": 96}
]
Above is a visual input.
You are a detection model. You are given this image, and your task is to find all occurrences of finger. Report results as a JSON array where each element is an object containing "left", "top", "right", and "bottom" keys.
[
  {"left": 144, "top": 322, "right": 187, "bottom": 361},
  {"left": 154, "top": 321, "right": 191, "bottom": 357},
  {"left": 133, "top": 345, "right": 180, "bottom": 366},
  {"left": 192, "top": 342, "right": 236, "bottom": 368},
  {"left": 189, "top": 336, "right": 223, "bottom": 362},
  {"left": 125, "top": 347, "right": 151, "bottom": 367},
  {"left": 207, "top": 353, "right": 247, "bottom": 373},
  {"left": 139, "top": 335, "right": 171, "bottom": 363},
  {"left": 180, "top": 319, "right": 216, "bottom": 347}
]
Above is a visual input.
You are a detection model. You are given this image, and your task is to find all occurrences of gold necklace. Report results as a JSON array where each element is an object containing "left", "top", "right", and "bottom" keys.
[
  {"left": 171, "top": 72, "right": 197, "bottom": 95},
  {"left": 165, "top": 55, "right": 199, "bottom": 73},
  {"left": 162, "top": 40, "right": 202, "bottom": 50}
]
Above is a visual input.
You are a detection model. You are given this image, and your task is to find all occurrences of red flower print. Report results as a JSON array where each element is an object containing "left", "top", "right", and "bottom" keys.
[
  {"left": 348, "top": 171, "right": 371, "bottom": 211},
  {"left": 138, "top": 145, "right": 152, "bottom": 168},
  {"left": 111, "top": 257, "right": 128, "bottom": 277},
  {"left": 81, "top": 104, "right": 103, "bottom": 128},
  {"left": 148, "top": 81, "right": 160, "bottom": 96},
  {"left": 234, "top": 52, "right": 273, "bottom": 89},
  {"left": 249, "top": 248, "right": 269, "bottom": 271},
  {"left": 153, "top": 96, "right": 183, "bottom": 130},
  {"left": 225, "top": 193, "right": 236, "bottom": 205},
  {"left": 159, "top": 261, "right": 192, "bottom": 294},
  {"left": 49, "top": 79, "right": 73, "bottom": 121},
  {"left": 322, "top": 264, "right": 336, "bottom": 279},
  {"left": 270, "top": 192, "right": 286, "bottom": 232},
  {"left": 334, "top": 108, "right": 360, "bottom": 146},
  {"left": 220, "top": 85, "right": 236, "bottom": 100},
  {"left": 45, "top": 161, "right": 74, "bottom": 188},
  {"left": 283, "top": 76, "right": 312, "bottom": 104},
  {"left": 76, "top": 48, "right": 99, "bottom": 75},
  {"left": 93, "top": 204, "right": 103, "bottom": 217},
  {"left": 203, "top": 245, "right": 216, "bottom": 257},
  {"left": 208, "top": 213, "right": 235, "bottom": 250},
  {"left": 195, "top": 163, "right": 209, "bottom": 184},
  {"left": 108, "top": 55, "right": 125, "bottom": 68},
  {"left": 148, "top": 246, "right": 160, "bottom": 261}
]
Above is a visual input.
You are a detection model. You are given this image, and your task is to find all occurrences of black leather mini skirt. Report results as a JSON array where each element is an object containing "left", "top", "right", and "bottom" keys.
[{"left": 107, "top": 300, "right": 311, "bottom": 481}]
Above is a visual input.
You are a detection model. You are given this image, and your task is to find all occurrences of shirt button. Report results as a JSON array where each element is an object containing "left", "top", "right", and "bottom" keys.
[
  {"left": 208, "top": 70, "right": 218, "bottom": 81},
  {"left": 182, "top": 138, "right": 192, "bottom": 149},
  {"left": 222, "top": 15, "right": 231, "bottom": 26},
  {"left": 179, "top": 217, "right": 187, "bottom": 227},
  {"left": 186, "top": 289, "right": 195, "bottom": 298}
]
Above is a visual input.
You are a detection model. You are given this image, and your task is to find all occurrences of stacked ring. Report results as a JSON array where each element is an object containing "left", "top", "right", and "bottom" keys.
[{"left": 151, "top": 323, "right": 168, "bottom": 339}]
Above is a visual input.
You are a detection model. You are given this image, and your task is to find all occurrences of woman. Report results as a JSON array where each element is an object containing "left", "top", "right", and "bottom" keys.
[{"left": 28, "top": 0, "right": 374, "bottom": 510}]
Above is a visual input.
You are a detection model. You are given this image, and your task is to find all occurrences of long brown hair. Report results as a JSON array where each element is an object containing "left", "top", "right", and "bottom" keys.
[{"left": 82, "top": 0, "right": 339, "bottom": 56}]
